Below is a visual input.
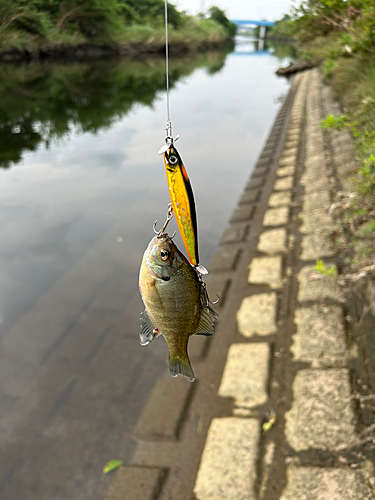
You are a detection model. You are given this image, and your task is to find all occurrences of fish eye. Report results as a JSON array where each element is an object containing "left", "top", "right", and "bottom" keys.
[
  {"left": 160, "top": 249, "right": 170, "bottom": 261},
  {"left": 168, "top": 155, "right": 178, "bottom": 165}
]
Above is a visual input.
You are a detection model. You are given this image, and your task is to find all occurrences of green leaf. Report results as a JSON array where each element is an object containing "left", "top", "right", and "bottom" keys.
[{"left": 103, "top": 459, "right": 123, "bottom": 474}]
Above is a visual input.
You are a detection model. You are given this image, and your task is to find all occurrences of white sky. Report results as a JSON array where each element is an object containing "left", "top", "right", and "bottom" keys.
[{"left": 174, "top": 0, "right": 298, "bottom": 21}]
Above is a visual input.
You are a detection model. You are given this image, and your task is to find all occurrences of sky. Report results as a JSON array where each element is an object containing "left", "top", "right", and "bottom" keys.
[{"left": 174, "top": 0, "right": 298, "bottom": 21}]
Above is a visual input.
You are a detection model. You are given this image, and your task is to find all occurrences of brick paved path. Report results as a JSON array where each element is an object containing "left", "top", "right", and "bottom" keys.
[{"left": 105, "top": 69, "right": 375, "bottom": 500}]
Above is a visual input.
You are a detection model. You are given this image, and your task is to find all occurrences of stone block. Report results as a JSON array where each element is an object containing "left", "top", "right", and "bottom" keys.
[
  {"left": 280, "top": 467, "right": 374, "bottom": 500},
  {"left": 218, "top": 343, "right": 269, "bottom": 407},
  {"left": 246, "top": 177, "right": 264, "bottom": 191},
  {"left": 277, "top": 166, "right": 295, "bottom": 177},
  {"left": 220, "top": 224, "right": 248, "bottom": 244},
  {"left": 292, "top": 305, "right": 347, "bottom": 367},
  {"left": 300, "top": 233, "right": 335, "bottom": 261},
  {"left": 239, "top": 190, "right": 259, "bottom": 205},
  {"left": 285, "top": 369, "right": 357, "bottom": 451},
  {"left": 268, "top": 192, "right": 291, "bottom": 208},
  {"left": 209, "top": 248, "right": 240, "bottom": 272},
  {"left": 274, "top": 177, "right": 294, "bottom": 191},
  {"left": 258, "top": 229, "right": 287, "bottom": 254},
  {"left": 237, "top": 293, "right": 277, "bottom": 337},
  {"left": 105, "top": 466, "right": 165, "bottom": 500},
  {"left": 133, "top": 378, "right": 192, "bottom": 440},
  {"left": 279, "top": 157, "right": 296, "bottom": 167},
  {"left": 248, "top": 256, "right": 282, "bottom": 289},
  {"left": 194, "top": 418, "right": 260, "bottom": 500},
  {"left": 230, "top": 205, "right": 255, "bottom": 223},
  {"left": 297, "top": 265, "right": 340, "bottom": 302},
  {"left": 263, "top": 207, "right": 289, "bottom": 227}
]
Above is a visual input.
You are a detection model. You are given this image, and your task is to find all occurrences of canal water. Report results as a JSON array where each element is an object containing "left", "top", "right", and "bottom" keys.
[{"left": 0, "top": 38, "right": 293, "bottom": 499}]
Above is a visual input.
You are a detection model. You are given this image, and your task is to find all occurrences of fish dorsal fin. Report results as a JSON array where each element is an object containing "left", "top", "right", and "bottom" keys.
[
  {"left": 195, "top": 305, "right": 218, "bottom": 337},
  {"left": 140, "top": 310, "right": 158, "bottom": 346}
]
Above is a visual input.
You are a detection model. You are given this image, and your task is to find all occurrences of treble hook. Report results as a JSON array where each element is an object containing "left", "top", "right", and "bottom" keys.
[{"left": 153, "top": 203, "right": 174, "bottom": 237}]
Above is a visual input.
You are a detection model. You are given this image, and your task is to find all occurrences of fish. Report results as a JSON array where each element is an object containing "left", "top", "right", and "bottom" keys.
[
  {"left": 138, "top": 232, "right": 217, "bottom": 382},
  {"left": 162, "top": 144, "right": 199, "bottom": 266}
]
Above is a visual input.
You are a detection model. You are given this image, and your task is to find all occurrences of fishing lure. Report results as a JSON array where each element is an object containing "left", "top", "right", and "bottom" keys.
[
  {"left": 158, "top": 130, "right": 199, "bottom": 266},
  {"left": 157, "top": 0, "right": 201, "bottom": 268}
]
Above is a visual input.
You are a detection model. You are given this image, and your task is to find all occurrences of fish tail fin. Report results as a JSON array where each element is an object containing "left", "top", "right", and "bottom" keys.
[{"left": 168, "top": 352, "right": 195, "bottom": 383}]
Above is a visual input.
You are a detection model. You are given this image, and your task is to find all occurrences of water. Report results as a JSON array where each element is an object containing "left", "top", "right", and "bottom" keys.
[{"left": 0, "top": 39, "right": 293, "bottom": 499}]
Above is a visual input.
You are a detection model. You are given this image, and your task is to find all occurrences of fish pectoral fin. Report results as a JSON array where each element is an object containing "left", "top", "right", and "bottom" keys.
[
  {"left": 139, "top": 310, "right": 158, "bottom": 346},
  {"left": 169, "top": 353, "right": 195, "bottom": 382},
  {"left": 194, "top": 305, "right": 218, "bottom": 337}
]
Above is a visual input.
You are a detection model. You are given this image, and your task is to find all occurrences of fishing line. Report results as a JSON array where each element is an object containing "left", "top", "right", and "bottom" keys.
[{"left": 164, "top": 0, "right": 171, "bottom": 130}]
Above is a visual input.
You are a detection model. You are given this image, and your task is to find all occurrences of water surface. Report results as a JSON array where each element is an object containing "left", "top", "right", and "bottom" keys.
[{"left": 0, "top": 39, "right": 293, "bottom": 499}]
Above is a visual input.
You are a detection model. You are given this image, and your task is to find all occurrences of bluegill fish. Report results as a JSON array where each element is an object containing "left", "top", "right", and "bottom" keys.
[{"left": 139, "top": 233, "right": 217, "bottom": 382}]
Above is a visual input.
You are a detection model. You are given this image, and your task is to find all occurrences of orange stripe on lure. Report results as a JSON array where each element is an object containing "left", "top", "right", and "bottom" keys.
[{"left": 162, "top": 145, "right": 199, "bottom": 266}]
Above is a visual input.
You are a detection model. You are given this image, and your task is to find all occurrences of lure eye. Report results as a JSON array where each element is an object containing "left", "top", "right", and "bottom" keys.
[
  {"left": 160, "top": 249, "right": 170, "bottom": 261},
  {"left": 168, "top": 155, "right": 178, "bottom": 165}
]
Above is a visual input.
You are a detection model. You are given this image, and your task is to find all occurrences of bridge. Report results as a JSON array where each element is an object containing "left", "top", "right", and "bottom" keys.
[
  {"left": 230, "top": 19, "right": 275, "bottom": 39},
  {"left": 230, "top": 20, "right": 275, "bottom": 27}
]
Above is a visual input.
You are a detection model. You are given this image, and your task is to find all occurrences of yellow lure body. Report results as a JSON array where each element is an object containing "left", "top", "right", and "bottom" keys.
[{"left": 163, "top": 145, "right": 198, "bottom": 266}]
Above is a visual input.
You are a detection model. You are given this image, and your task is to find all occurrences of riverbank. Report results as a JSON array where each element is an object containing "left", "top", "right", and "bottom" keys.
[
  {"left": 0, "top": 3, "right": 235, "bottom": 62},
  {"left": 104, "top": 68, "right": 375, "bottom": 500},
  {"left": 0, "top": 37, "right": 233, "bottom": 62}
]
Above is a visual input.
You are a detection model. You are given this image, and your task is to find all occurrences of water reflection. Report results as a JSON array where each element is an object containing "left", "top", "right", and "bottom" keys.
[
  {"left": 0, "top": 42, "right": 293, "bottom": 500},
  {"left": 234, "top": 36, "right": 296, "bottom": 60},
  {"left": 0, "top": 50, "right": 231, "bottom": 169}
]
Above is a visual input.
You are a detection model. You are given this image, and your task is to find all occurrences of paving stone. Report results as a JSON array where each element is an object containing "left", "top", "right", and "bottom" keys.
[
  {"left": 133, "top": 378, "right": 193, "bottom": 440},
  {"left": 253, "top": 166, "right": 268, "bottom": 178},
  {"left": 263, "top": 207, "right": 289, "bottom": 227},
  {"left": 304, "top": 189, "right": 331, "bottom": 211},
  {"left": 237, "top": 293, "right": 277, "bottom": 337},
  {"left": 246, "top": 177, "right": 264, "bottom": 191},
  {"left": 209, "top": 248, "right": 240, "bottom": 272},
  {"left": 220, "top": 224, "right": 249, "bottom": 244},
  {"left": 292, "top": 305, "right": 347, "bottom": 367},
  {"left": 285, "top": 140, "right": 298, "bottom": 149},
  {"left": 279, "top": 157, "right": 296, "bottom": 167},
  {"left": 297, "top": 265, "right": 340, "bottom": 302},
  {"left": 230, "top": 205, "right": 255, "bottom": 223},
  {"left": 218, "top": 343, "right": 269, "bottom": 407},
  {"left": 283, "top": 147, "right": 298, "bottom": 157},
  {"left": 301, "top": 233, "right": 335, "bottom": 261},
  {"left": 257, "top": 157, "right": 271, "bottom": 167},
  {"left": 300, "top": 191, "right": 333, "bottom": 234},
  {"left": 277, "top": 166, "right": 295, "bottom": 177},
  {"left": 268, "top": 191, "right": 292, "bottom": 208},
  {"left": 104, "top": 466, "right": 165, "bottom": 500},
  {"left": 239, "top": 190, "right": 259, "bottom": 205},
  {"left": 248, "top": 256, "right": 282, "bottom": 289},
  {"left": 280, "top": 467, "right": 374, "bottom": 500},
  {"left": 257, "top": 228, "right": 287, "bottom": 254},
  {"left": 274, "top": 176, "right": 294, "bottom": 191},
  {"left": 285, "top": 369, "right": 357, "bottom": 451},
  {"left": 194, "top": 418, "right": 260, "bottom": 500}
]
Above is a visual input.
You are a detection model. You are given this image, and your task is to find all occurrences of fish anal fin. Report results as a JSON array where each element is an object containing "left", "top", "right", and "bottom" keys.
[
  {"left": 140, "top": 310, "right": 158, "bottom": 346},
  {"left": 194, "top": 305, "right": 218, "bottom": 337},
  {"left": 168, "top": 354, "right": 195, "bottom": 382}
]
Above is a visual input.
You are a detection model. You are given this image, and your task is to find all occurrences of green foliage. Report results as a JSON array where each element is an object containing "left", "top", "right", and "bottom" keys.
[
  {"left": 207, "top": 6, "right": 236, "bottom": 37},
  {"left": 314, "top": 260, "right": 337, "bottom": 276},
  {"left": 0, "top": 0, "right": 234, "bottom": 47},
  {"left": 322, "top": 59, "right": 338, "bottom": 77},
  {"left": 320, "top": 113, "right": 348, "bottom": 130},
  {"left": 0, "top": 50, "right": 229, "bottom": 168},
  {"left": 103, "top": 459, "right": 123, "bottom": 474}
]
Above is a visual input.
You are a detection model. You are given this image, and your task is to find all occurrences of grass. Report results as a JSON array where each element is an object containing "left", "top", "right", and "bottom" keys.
[{"left": 315, "top": 50, "right": 375, "bottom": 271}]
